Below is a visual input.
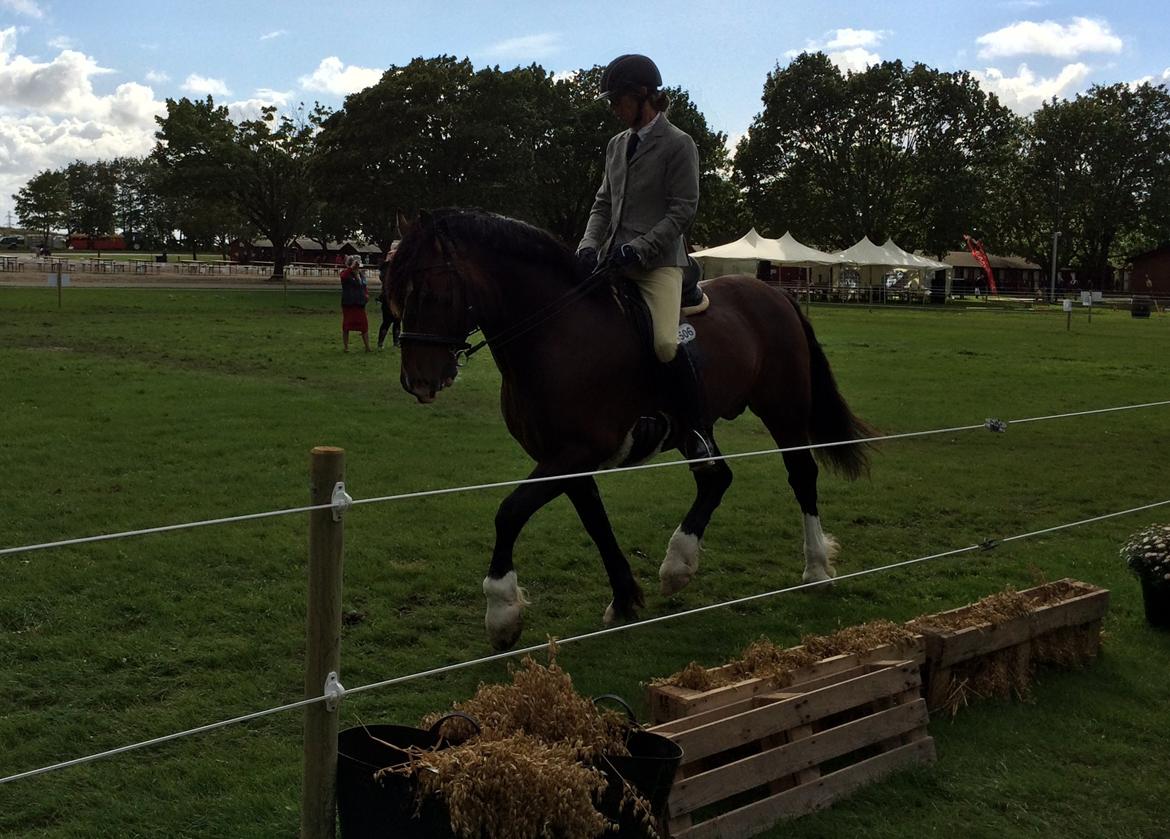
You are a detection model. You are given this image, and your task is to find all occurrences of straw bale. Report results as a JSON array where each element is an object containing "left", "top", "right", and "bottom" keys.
[
  {"left": 382, "top": 733, "right": 614, "bottom": 839},
  {"left": 422, "top": 654, "right": 628, "bottom": 760},
  {"left": 655, "top": 619, "right": 919, "bottom": 689}
]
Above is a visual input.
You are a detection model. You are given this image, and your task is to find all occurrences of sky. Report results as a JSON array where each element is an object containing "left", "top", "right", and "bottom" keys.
[{"left": 2, "top": 0, "right": 1168, "bottom": 227}]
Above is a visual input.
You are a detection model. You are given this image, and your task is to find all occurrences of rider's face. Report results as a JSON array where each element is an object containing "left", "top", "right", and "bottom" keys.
[{"left": 609, "top": 92, "right": 641, "bottom": 129}]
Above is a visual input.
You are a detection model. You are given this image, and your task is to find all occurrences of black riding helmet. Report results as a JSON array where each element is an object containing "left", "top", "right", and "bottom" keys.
[{"left": 597, "top": 54, "right": 662, "bottom": 102}]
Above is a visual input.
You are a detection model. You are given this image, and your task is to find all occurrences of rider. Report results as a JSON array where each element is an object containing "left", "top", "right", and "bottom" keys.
[{"left": 576, "top": 54, "right": 715, "bottom": 467}]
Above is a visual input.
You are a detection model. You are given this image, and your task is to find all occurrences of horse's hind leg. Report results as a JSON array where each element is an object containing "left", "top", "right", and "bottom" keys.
[
  {"left": 563, "top": 477, "right": 645, "bottom": 626},
  {"left": 781, "top": 448, "right": 839, "bottom": 583},
  {"left": 659, "top": 448, "right": 733, "bottom": 595}
]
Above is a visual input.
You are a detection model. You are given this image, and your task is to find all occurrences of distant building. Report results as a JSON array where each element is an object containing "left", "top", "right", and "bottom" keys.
[
  {"left": 1129, "top": 245, "right": 1170, "bottom": 297},
  {"left": 228, "top": 238, "right": 381, "bottom": 265},
  {"left": 943, "top": 251, "right": 1045, "bottom": 295}
]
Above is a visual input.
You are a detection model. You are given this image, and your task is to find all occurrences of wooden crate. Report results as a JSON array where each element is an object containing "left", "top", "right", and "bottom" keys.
[
  {"left": 915, "top": 578, "right": 1109, "bottom": 711},
  {"left": 647, "top": 637, "right": 925, "bottom": 724},
  {"left": 650, "top": 660, "right": 935, "bottom": 838}
]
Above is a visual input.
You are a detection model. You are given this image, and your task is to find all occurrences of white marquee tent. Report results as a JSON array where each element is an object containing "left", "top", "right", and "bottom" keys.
[{"left": 691, "top": 229, "right": 844, "bottom": 280}]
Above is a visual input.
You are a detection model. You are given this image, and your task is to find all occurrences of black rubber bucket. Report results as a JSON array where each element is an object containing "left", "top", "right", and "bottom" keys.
[
  {"left": 595, "top": 696, "right": 684, "bottom": 836},
  {"left": 335, "top": 714, "right": 475, "bottom": 839},
  {"left": 1142, "top": 578, "right": 1170, "bottom": 630}
]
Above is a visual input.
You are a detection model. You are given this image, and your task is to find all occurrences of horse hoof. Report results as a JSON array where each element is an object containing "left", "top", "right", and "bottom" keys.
[
  {"left": 659, "top": 528, "right": 701, "bottom": 596},
  {"left": 801, "top": 567, "right": 837, "bottom": 587},
  {"left": 484, "top": 572, "right": 527, "bottom": 650},
  {"left": 660, "top": 572, "right": 692, "bottom": 597},
  {"left": 488, "top": 620, "right": 523, "bottom": 651},
  {"left": 604, "top": 601, "right": 638, "bottom": 627}
]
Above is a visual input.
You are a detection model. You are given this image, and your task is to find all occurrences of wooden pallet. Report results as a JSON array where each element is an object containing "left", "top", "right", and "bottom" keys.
[
  {"left": 647, "top": 637, "right": 925, "bottom": 725},
  {"left": 915, "top": 578, "right": 1109, "bottom": 711},
  {"left": 649, "top": 660, "right": 935, "bottom": 838}
]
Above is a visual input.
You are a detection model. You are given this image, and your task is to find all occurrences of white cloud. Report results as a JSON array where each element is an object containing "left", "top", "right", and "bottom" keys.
[
  {"left": 0, "top": 28, "right": 165, "bottom": 209},
  {"left": 482, "top": 32, "right": 561, "bottom": 61},
  {"left": 973, "top": 62, "right": 1091, "bottom": 113},
  {"left": 0, "top": 0, "right": 43, "bottom": 19},
  {"left": 47, "top": 35, "right": 77, "bottom": 50},
  {"left": 825, "top": 28, "right": 885, "bottom": 50},
  {"left": 0, "top": 30, "right": 115, "bottom": 114},
  {"left": 181, "top": 73, "right": 230, "bottom": 97},
  {"left": 144, "top": 69, "right": 169, "bottom": 84},
  {"left": 298, "top": 57, "right": 381, "bottom": 96},
  {"left": 828, "top": 47, "right": 882, "bottom": 74},
  {"left": 227, "top": 88, "right": 293, "bottom": 122},
  {"left": 976, "top": 17, "right": 1122, "bottom": 59},
  {"left": 260, "top": 29, "right": 287, "bottom": 42},
  {"left": 788, "top": 28, "right": 886, "bottom": 74},
  {"left": 1163, "top": 68, "right": 1170, "bottom": 81}
]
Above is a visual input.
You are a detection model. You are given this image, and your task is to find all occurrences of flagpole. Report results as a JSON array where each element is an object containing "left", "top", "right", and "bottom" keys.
[{"left": 1049, "top": 231, "right": 1062, "bottom": 303}]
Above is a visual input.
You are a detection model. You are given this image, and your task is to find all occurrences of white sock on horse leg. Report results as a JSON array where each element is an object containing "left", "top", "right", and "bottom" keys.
[
  {"left": 659, "top": 526, "right": 701, "bottom": 595},
  {"left": 801, "top": 514, "right": 839, "bottom": 583}
]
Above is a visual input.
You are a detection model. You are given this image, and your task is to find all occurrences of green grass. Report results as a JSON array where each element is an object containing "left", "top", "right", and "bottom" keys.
[{"left": 1, "top": 288, "right": 1168, "bottom": 838}]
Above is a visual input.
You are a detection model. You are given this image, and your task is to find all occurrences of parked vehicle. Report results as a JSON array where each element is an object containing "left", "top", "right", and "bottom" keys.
[{"left": 1, "top": 235, "right": 27, "bottom": 250}]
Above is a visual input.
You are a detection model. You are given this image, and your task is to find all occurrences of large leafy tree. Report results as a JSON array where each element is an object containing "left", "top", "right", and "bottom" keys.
[
  {"left": 64, "top": 160, "right": 119, "bottom": 239},
  {"left": 154, "top": 97, "right": 322, "bottom": 278},
  {"left": 314, "top": 57, "right": 739, "bottom": 249},
  {"left": 13, "top": 169, "right": 69, "bottom": 244},
  {"left": 735, "top": 53, "right": 1017, "bottom": 254},
  {"left": 1013, "top": 83, "right": 1170, "bottom": 289},
  {"left": 313, "top": 56, "right": 482, "bottom": 249}
]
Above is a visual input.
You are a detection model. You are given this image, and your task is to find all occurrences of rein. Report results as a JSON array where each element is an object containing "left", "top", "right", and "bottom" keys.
[{"left": 397, "top": 231, "right": 613, "bottom": 363}]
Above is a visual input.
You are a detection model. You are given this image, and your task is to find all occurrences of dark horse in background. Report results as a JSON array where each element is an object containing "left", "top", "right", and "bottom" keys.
[{"left": 388, "top": 209, "right": 875, "bottom": 650}]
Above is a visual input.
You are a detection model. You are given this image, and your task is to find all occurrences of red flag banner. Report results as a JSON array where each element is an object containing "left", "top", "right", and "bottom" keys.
[{"left": 963, "top": 234, "right": 998, "bottom": 295}]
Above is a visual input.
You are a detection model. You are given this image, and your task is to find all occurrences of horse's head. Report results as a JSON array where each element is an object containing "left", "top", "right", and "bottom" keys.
[{"left": 388, "top": 211, "right": 476, "bottom": 403}]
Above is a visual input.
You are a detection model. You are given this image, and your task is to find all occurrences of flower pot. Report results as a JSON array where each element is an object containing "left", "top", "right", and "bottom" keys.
[{"left": 1141, "top": 578, "right": 1170, "bottom": 630}]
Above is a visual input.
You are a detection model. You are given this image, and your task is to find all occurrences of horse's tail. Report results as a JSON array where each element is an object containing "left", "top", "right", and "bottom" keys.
[{"left": 791, "top": 298, "right": 878, "bottom": 480}]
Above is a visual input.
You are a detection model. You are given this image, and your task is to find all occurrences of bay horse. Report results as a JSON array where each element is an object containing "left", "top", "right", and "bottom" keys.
[{"left": 388, "top": 209, "right": 875, "bottom": 650}]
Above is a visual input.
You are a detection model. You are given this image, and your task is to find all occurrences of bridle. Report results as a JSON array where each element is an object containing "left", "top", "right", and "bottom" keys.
[
  {"left": 396, "top": 228, "right": 612, "bottom": 364},
  {"left": 395, "top": 234, "right": 487, "bottom": 365}
]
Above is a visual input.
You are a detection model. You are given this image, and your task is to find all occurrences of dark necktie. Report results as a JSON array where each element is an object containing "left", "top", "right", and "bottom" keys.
[{"left": 626, "top": 132, "right": 640, "bottom": 162}]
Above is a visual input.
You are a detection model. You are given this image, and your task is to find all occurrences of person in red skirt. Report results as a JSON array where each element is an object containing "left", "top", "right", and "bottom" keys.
[{"left": 339, "top": 254, "right": 370, "bottom": 352}]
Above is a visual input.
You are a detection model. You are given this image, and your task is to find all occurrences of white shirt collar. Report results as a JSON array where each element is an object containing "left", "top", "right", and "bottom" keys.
[{"left": 634, "top": 111, "right": 662, "bottom": 141}]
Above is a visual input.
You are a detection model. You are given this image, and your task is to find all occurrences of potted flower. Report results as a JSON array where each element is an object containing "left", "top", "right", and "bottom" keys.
[{"left": 1121, "top": 524, "right": 1170, "bottom": 629}]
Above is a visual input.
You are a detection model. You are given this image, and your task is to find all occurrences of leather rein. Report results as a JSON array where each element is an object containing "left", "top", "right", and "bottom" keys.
[{"left": 396, "top": 232, "right": 611, "bottom": 364}]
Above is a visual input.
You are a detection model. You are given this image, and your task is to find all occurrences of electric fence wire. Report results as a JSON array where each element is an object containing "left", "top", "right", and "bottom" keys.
[{"left": 4, "top": 495, "right": 1169, "bottom": 786}]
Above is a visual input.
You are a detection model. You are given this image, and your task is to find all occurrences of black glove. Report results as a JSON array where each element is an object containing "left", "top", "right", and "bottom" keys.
[
  {"left": 613, "top": 243, "right": 642, "bottom": 268},
  {"left": 576, "top": 247, "right": 598, "bottom": 275}
]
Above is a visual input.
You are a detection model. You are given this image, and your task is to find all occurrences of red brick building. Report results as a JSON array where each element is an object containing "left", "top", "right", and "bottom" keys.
[{"left": 1129, "top": 245, "right": 1170, "bottom": 297}]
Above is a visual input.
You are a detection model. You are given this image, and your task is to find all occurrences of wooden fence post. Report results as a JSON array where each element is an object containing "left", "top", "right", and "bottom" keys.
[{"left": 301, "top": 446, "right": 346, "bottom": 839}]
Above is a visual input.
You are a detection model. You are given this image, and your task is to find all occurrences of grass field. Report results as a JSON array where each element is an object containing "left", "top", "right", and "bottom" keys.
[{"left": 1, "top": 287, "right": 1169, "bottom": 838}]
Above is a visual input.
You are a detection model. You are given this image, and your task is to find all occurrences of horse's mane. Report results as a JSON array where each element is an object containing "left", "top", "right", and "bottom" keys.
[{"left": 396, "top": 208, "right": 578, "bottom": 282}]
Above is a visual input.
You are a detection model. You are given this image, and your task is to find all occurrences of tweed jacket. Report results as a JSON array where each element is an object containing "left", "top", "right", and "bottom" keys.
[{"left": 578, "top": 114, "right": 699, "bottom": 269}]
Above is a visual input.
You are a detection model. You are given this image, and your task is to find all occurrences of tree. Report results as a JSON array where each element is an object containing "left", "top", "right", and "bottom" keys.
[
  {"left": 313, "top": 57, "right": 738, "bottom": 249},
  {"left": 735, "top": 53, "right": 1018, "bottom": 254},
  {"left": 13, "top": 169, "right": 69, "bottom": 245},
  {"left": 1014, "top": 83, "right": 1170, "bottom": 289},
  {"left": 64, "top": 160, "right": 119, "bottom": 239},
  {"left": 154, "top": 97, "right": 323, "bottom": 278}
]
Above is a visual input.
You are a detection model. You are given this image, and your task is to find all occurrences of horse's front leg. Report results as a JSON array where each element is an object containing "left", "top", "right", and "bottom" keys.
[
  {"left": 660, "top": 448, "right": 733, "bottom": 595},
  {"left": 485, "top": 469, "right": 567, "bottom": 650},
  {"left": 563, "top": 477, "right": 644, "bottom": 627}
]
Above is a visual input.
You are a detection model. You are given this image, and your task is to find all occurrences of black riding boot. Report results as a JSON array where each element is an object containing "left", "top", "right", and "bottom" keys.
[{"left": 663, "top": 342, "right": 717, "bottom": 468}]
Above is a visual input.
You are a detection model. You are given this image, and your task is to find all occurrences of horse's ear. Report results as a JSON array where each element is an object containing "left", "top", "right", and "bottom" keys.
[{"left": 396, "top": 209, "right": 413, "bottom": 237}]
